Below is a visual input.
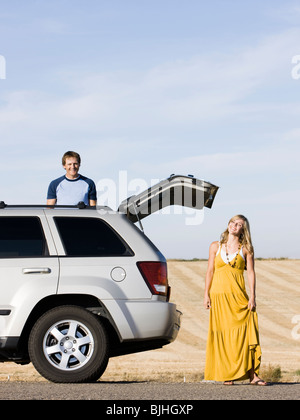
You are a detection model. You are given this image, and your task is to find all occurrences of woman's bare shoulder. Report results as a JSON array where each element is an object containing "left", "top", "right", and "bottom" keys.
[
  {"left": 209, "top": 241, "right": 219, "bottom": 251},
  {"left": 243, "top": 245, "right": 253, "bottom": 257}
]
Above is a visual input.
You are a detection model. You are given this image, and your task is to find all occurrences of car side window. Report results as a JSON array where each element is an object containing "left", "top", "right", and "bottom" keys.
[
  {"left": 54, "top": 217, "right": 134, "bottom": 257},
  {"left": 0, "top": 217, "right": 48, "bottom": 258}
]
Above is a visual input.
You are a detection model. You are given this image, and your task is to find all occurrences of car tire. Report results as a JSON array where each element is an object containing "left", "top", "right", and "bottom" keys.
[{"left": 28, "top": 305, "right": 109, "bottom": 383}]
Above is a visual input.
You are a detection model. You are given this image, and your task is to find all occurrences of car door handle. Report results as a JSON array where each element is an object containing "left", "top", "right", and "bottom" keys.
[{"left": 22, "top": 268, "right": 51, "bottom": 274}]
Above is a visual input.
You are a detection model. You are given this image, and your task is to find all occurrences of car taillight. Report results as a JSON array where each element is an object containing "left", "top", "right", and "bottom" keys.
[{"left": 137, "top": 261, "right": 170, "bottom": 300}]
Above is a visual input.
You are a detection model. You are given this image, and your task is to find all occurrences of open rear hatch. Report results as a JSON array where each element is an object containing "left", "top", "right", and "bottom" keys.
[{"left": 118, "top": 174, "right": 219, "bottom": 223}]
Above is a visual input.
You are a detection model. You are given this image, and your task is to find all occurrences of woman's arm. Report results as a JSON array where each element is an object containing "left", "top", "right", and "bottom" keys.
[
  {"left": 245, "top": 248, "right": 256, "bottom": 311},
  {"left": 204, "top": 241, "right": 218, "bottom": 309}
]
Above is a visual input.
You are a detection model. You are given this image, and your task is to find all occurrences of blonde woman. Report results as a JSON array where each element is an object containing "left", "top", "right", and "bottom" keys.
[{"left": 204, "top": 215, "right": 268, "bottom": 386}]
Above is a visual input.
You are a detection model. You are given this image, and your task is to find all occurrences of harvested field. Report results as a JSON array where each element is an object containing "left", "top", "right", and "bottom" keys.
[{"left": 1, "top": 260, "right": 300, "bottom": 383}]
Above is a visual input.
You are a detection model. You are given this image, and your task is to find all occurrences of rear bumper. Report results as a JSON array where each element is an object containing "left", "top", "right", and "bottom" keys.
[
  {"left": 104, "top": 299, "right": 182, "bottom": 342},
  {"left": 108, "top": 302, "right": 182, "bottom": 357},
  {"left": 127, "top": 300, "right": 181, "bottom": 341}
]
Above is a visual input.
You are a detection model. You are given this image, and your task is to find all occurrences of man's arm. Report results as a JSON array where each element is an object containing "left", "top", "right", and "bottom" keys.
[
  {"left": 47, "top": 178, "right": 60, "bottom": 205},
  {"left": 47, "top": 198, "right": 57, "bottom": 206},
  {"left": 88, "top": 179, "right": 97, "bottom": 207}
]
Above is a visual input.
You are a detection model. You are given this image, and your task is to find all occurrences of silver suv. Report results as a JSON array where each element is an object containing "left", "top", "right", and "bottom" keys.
[{"left": 0, "top": 175, "right": 218, "bottom": 383}]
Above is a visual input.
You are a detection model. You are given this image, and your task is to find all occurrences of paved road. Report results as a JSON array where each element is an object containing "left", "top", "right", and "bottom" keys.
[{"left": 0, "top": 382, "right": 299, "bottom": 401}]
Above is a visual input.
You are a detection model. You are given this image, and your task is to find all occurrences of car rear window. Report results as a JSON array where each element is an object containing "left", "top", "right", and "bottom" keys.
[
  {"left": 54, "top": 217, "right": 133, "bottom": 257},
  {"left": 0, "top": 217, "right": 48, "bottom": 257}
]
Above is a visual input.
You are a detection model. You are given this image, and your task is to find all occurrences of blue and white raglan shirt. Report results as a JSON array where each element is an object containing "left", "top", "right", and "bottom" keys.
[{"left": 47, "top": 175, "right": 97, "bottom": 205}]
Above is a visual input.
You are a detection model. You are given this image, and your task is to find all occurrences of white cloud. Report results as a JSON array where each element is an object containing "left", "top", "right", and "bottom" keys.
[
  {"left": 129, "top": 145, "right": 300, "bottom": 179},
  {"left": 1, "top": 26, "right": 300, "bottom": 140}
]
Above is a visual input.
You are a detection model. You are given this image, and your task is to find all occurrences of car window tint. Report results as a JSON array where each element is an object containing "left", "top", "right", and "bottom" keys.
[
  {"left": 54, "top": 217, "right": 133, "bottom": 257},
  {"left": 0, "top": 217, "right": 48, "bottom": 257}
]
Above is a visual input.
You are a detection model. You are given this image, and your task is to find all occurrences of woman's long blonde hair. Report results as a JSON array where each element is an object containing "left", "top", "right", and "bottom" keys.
[{"left": 220, "top": 215, "right": 254, "bottom": 255}]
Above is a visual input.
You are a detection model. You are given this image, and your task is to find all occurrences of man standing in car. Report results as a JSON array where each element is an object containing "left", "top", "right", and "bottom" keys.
[{"left": 47, "top": 151, "right": 97, "bottom": 206}]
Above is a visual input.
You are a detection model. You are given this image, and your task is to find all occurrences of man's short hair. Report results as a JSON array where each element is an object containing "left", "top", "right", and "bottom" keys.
[{"left": 62, "top": 151, "right": 81, "bottom": 166}]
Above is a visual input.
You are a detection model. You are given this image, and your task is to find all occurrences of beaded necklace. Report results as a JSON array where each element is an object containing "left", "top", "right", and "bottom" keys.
[{"left": 225, "top": 242, "right": 241, "bottom": 268}]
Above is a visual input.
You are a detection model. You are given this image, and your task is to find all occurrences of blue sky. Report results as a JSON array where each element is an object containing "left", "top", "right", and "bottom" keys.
[{"left": 0, "top": 0, "right": 300, "bottom": 258}]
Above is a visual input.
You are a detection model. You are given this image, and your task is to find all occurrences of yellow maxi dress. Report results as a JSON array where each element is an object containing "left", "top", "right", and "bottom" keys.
[{"left": 204, "top": 248, "right": 262, "bottom": 382}]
